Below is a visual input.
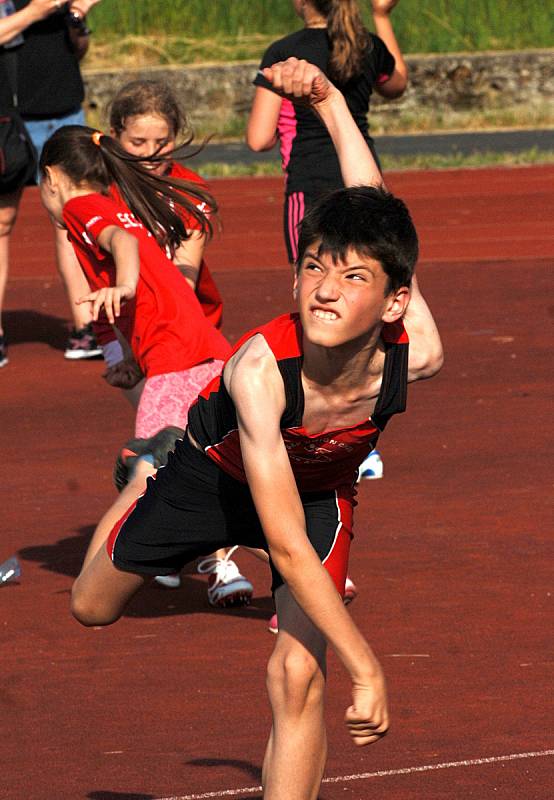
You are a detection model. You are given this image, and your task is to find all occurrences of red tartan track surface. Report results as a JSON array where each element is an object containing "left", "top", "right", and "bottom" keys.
[{"left": 1, "top": 165, "right": 553, "bottom": 799}]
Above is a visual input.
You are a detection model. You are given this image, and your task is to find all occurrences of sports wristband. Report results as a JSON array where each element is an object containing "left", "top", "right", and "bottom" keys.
[{"left": 65, "top": 9, "right": 92, "bottom": 36}]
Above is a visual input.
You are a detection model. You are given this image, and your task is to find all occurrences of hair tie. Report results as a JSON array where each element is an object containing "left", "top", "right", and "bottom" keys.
[{"left": 92, "top": 131, "right": 103, "bottom": 147}]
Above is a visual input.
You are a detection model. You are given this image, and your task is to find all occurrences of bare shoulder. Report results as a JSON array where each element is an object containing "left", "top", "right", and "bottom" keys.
[{"left": 224, "top": 334, "right": 286, "bottom": 411}]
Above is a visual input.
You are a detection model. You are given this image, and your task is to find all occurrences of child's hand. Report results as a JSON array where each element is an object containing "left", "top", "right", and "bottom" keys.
[
  {"left": 76, "top": 284, "right": 134, "bottom": 324},
  {"left": 28, "top": 0, "right": 62, "bottom": 22},
  {"left": 70, "top": 0, "right": 102, "bottom": 15},
  {"left": 262, "top": 57, "right": 337, "bottom": 108},
  {"left": 371, "top": 0, "right": 400, "bottom": 15},
  {"left": 345, "top": 674, "right": 389, "bottom": 746}
]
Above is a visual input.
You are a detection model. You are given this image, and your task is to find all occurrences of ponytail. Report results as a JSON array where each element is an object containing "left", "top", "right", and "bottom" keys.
[
  {"left": 313, "top": 0, "right": 370, "bottom": 83},
  {"left": 39, "top": 125, "right": 216, "bottom": 255}
]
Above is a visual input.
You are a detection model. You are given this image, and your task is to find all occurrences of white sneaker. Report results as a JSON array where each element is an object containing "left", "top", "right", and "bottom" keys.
[
  {"left": 197, "top": 546, "right": 253, "bottom": 608},
  {"left": 154, "top": 573, "right": 181, "bottom": 589},
  {"left": 356, "top": 449, "right": 384, "bottom": 482}
]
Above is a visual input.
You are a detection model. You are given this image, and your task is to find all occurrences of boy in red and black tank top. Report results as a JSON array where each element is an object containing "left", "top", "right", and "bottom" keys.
[
  {"left": 72, "top": 61, "right": 443, "bottom": 799},
  {"left": 188, "top": 312, "right": 408, "bottom": 493}
]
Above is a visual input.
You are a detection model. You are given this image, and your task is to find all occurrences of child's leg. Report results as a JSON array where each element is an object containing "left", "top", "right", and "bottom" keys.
[
  {"left": 80, "top": 458, "right": 156, "bottom": 572},
  {"left": 71, "top": 543, "right": 147, "bottom": 627},
  {"left": 262, "top": 584, "right": 327, "bottom": 800},
  {"left": 0, "top": 188, "right": 22, "bottom": 335}
]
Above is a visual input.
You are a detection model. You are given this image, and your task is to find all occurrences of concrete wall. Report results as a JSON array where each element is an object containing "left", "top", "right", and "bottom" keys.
[{"left": 82, "top": 49, "right": 554, "bottom": 132}]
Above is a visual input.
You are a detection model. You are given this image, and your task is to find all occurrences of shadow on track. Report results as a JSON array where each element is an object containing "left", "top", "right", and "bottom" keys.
[
  {"left": 19, "top": 526, "right": 274, "bottom": 622},
  {"left": 3, "top": 309, "right": 70, "bottom": 350}
]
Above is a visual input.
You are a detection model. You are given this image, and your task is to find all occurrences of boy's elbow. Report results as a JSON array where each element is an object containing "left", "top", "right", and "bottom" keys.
[
  {"left": 420, "top": 346, "right": 445, "bottom": 379},
  {"left": 410, "top": 339, "right": 444, "bottom": 381},
  {"left": 268, "top": 540, "right": 306, "bottom": 580}
]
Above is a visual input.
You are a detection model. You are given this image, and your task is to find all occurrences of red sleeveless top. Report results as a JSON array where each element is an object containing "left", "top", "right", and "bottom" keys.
[{"left": 187, "top": 313, "right": 409, "bottom": 492}]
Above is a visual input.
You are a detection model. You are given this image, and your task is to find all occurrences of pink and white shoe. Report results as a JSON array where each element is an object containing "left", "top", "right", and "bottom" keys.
[
  {"left": 343, "top": 575, "right": 358, "bottom": 605},
  {"left": 197, "top": 546, "right": 253, "bottom": 608}
]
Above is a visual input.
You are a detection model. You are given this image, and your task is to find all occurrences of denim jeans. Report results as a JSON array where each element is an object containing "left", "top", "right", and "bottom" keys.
[{"left": 23, "top": 107, "right": 86, "bottom": 182}]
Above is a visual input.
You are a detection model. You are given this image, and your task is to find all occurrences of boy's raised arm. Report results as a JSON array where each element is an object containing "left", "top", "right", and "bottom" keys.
[
  {"left": 261, "top": 59, "right": 382, "bottom": 189},
  {"left": 404, "top": 275, "right": 444, "bottom": 381}
]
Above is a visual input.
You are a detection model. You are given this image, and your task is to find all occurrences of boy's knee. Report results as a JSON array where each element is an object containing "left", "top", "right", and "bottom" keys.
[
  {"left": 70, "top": 582, "right": 120, "bottom": 628},
  {"left": 267, "top": 646, "right": 325, "bottom": 712},
  {"left": 0, "top": 209, "right": 17, "bottom": 238}
]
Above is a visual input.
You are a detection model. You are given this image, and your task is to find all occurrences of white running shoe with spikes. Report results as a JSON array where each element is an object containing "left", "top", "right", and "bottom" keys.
[{"left": 197, "top": 546, "right": 253, "bottom": 608}]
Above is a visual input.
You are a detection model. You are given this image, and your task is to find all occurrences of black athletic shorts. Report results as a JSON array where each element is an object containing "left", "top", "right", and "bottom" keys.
[{"left": 107, "top": 435, "right": 353, "bottom": 594}]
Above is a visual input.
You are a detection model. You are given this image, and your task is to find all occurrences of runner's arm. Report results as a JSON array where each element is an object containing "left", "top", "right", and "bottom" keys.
[
  {"left": 226, "top": 337, "right": 388, "bottom": 733},
  {"left": 172, "top": 230, "right": 205, "bottom": 291},
  {"left": 246, "top": 86, "right": 281, "bottom": 151},
  {"left": 371, "top": 0, "right": 408, "bottom": 99},
  {"left": 76, "top": 226, "right": 138, "bottom": 323},
  {"left": 404, "top": 274, "right": 444, "bottom": 381},
  {"left": 261, "top": 59, "right": 382, "bottom": 189}
]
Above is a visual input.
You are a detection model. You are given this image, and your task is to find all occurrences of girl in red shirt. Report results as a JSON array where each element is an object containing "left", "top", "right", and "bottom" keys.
[{"left": 39, "top": 123, "right": 253, "bottom": 607}]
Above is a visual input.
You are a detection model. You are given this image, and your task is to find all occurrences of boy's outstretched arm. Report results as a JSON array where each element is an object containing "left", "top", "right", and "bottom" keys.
[
  {"left": 262, "top": 58, "right": 382, "bottom": 189},
  {"left": 225, "top": 336, "right": 389, "bottom": 746}
]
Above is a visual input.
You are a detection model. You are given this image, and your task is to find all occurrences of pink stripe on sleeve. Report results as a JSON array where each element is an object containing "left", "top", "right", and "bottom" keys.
[{"left": 277, "top": 98, "right": 297, "bottom": 171}]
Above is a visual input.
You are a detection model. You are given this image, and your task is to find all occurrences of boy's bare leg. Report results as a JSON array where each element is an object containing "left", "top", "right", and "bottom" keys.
[
  {"left": 80, "top": 459, "right": 156, "bottom": 572},
  {"left": 262, "top": 584, "right": 327, "bottom": 800},
  {"left": 72, "top": 545, "right": 147, "bottom": 627},
  {"left": 72, "top": 460, "right": 156, "bottom": 625}
]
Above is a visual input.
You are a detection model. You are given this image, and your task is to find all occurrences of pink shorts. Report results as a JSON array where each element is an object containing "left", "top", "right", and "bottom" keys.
[{"left": 135, "top": 360, "right": 223, "bottom": 439}]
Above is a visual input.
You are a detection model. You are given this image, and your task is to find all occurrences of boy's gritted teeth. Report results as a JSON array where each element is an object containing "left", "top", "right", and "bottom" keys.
[{"left": 311, "top": 307, "right": 339, "bottom": 321}]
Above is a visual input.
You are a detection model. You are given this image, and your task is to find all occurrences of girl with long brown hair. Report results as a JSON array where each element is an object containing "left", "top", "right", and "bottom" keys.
[{"left": 39, "top": 124, "right": 254, "bottom": 607}]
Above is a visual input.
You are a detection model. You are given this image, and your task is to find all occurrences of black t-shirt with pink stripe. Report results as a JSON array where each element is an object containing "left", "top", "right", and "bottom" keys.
[{"left": 254, "top": 28, "right": 395, "bottom": 194}]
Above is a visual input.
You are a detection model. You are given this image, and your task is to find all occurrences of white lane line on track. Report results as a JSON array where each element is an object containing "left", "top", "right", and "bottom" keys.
[{"left": 156, "top": 748, "right": 554, "bottom": 800}]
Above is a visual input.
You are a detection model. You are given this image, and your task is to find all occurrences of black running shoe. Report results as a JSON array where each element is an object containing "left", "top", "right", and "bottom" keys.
[
  {"left": 64, "top": 323, "right": 102, "bottom": 360},
  {"left": 113, "top": 426, "right": 185, "bottom": 491}
]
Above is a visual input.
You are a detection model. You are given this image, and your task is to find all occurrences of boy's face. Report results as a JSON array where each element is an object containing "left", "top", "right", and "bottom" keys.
[{"left": 295, "top": 243, "right": 408, "bottom": 348}]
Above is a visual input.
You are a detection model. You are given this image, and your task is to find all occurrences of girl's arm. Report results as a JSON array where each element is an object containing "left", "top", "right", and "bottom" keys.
[
  {"left": 404, "top": 274, "right": 444, "bottom": 381},
  {"left": 371, "top": 0, "right": 408, "bottom": 99},
  {"left": 0, "top": 0, "right": 55, "bottom": 46},
  {"left": 172, "top": 230, "right": 205, "bottom": 290},
  {"left": 227, "top": 336, "right": 389, "bottom": 746},
  {"left": 76, "top": 226, "right": 139, "bottom": 324},
  {"left": 262, "top": 58, "right": 382, "bottom": 189},
  {"left": 246, "top": 87, "right": 281, "bottom": 151}
]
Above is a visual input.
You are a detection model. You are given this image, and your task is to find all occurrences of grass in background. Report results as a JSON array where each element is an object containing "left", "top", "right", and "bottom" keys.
[
  {"left": 197, "top": 149, "right": 554, "bottom": 179},
  {"left": 87, "top": 0, "right": 554, "bottom": 63}
]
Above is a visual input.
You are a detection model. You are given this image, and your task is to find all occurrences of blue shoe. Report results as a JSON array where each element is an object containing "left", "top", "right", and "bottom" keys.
[{"left": 357, "top": 449, "right": 384, "bottom": 482}]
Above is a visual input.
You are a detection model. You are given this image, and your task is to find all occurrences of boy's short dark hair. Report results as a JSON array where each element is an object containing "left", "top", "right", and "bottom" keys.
[{"left": 296, "top": 186, "right": 418, "bottom": 293}]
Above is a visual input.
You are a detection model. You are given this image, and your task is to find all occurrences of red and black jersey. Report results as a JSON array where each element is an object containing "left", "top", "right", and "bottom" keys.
[
  {"left": 187, "top": 313, "right": 408, "bottom": 493},
  {"left": 63, "top": 192, "right": 230, "bottom": 377}
]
